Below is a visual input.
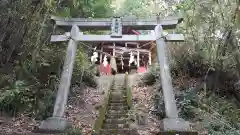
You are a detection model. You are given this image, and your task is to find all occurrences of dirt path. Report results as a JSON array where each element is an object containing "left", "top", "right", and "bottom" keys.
[{"left": 127, "top": 73, "right": 162, "bottom": 135}]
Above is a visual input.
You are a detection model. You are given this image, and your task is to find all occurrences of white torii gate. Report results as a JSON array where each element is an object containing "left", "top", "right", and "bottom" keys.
[{"left": 37, "top": 16, "right": 195, "bottom": 134}]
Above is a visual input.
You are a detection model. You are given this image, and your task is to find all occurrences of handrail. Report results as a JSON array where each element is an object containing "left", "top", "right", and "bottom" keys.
[
  {"left": 125, "top": 73, "right": 132, "bottom": 109},
  {"left": 92, "top": 76, "right": 114, "bottom": 134}
]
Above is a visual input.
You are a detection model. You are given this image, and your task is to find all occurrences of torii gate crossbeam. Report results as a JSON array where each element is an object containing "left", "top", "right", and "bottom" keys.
[
  {"left": 51, "top": 16, "right": 183, "bottom": 30},
  {"left": 51, "top": 34, "right": 184, "bottom": 42}
]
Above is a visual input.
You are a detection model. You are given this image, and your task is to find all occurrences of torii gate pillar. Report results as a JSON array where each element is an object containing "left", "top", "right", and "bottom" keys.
[
  {"left": 155, "top": 25, "right": 190, "bottom": 132},
  {"left": 37, "top": 25, "right": 80, "bottom": 132}
]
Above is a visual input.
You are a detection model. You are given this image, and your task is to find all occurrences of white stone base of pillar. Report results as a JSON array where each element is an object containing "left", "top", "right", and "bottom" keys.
[
  {"left": 157, "top": 131, "right": 198, "bottom": 135},
  {"left": 161, "top": 118, "right": 190, "bottom": 131},
  {"left": 36, "top": 117, "right": 71, "bottom": 133}
]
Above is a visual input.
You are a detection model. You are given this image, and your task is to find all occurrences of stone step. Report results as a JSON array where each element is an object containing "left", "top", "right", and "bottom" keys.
[
  {"left": 100, "top": 128, "right": 131, "bottom": 135},
  {"left": 109, "top": 96, "right": 126, "bottom": 99},
  {"left": 111, "top": 87, "right": 125, "bottom": 89},
  {"left": 109, "top": 95, "right": 127, "bottom": 101},
  {"left": 107, "top": 105, "right": 129, "bottom": 110},
  {"left": 102, "top": 123, "right": 129, "bottom": 129},
  {"left": 111, "top": 89, "right": 125, "bottom": 91},
  {"left": 108, "top": 103, "right": 126, "bottom": 106},
  {"left": 111, "top": 87, "right": 126, "bottom": 90},
  {"left": 111, "top": 86, "right": 125, "bottom": 89},
  {"left": 104, "top": 119, "right": 128, "bottom": 124},
  {"left": 109, "top": 100, "right": 127, "bottom": 103},
  {"left": 108, "top": 102, "right": 128, "bottom": 106},
  {"left": 110, "top": 91, "right": 126, "bottom": 94},
  {"left": 111, "top": 90, "right": 126, "bottom": 92},
  {"left": 111, "top": 92, "right": 126, "bottom": 95},
  {"left": 107, "top": 110, "right": 128, "bottom": 114},
  {"left": 98, "top": 75, "right": 134, "bottom": 134},
  {"left": 109, "top": 93, "right": 126, "bottom": 96},
  {"left": 105, "top": 114, "right": 128, "bottom": 119}
]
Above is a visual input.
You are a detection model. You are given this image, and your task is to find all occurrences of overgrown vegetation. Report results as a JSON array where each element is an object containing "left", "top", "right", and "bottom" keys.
[
  {"left": 0, "top": 0, "right": 113, "bottom": 120},
  {"left": 176, "top": 89, "right": 240, "bottom": 135},
  {"left": 135, "top": 0, "right": 240, "bottom": 134},
  {"left": 1, "top": 0, "right": 240, "bottom": 134}
]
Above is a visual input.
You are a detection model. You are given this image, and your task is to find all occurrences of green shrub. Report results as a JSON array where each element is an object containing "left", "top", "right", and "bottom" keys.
[
  {"left": 35, "top": 90, "right": 55, "bottom": 120},
  {"left": 0, "top": 80, "right": 55, "bottom": 119},
  {"left": 72, "top": 48, "right": 97, "bottom": 87},
  {"left": 0, "top": 80, "right": 34, "bottom": 115},
  {"left": 177, "top": 89, "right": 240, "bottom": 135},
  {"left": 177, "top": 89, "right": 197, "bottom": 120},
  {"left": 142, "top": 64, "right": 160, "bottom": 85}
]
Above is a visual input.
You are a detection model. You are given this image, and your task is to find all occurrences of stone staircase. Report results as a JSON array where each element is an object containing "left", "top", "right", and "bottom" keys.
[{"left": 99, "top": 74, "right": 132, "bottom": 135}]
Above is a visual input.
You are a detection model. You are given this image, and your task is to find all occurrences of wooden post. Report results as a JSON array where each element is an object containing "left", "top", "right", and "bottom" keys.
[
  {"left": 113, "top": 42, "right": 116, "bottom": 57},
  {"left": 100, "top": 46, "right": 103, "bottom": 63},
  {"left": 137, "top": 44, "right": 140, "bottom": 67},
  {"left": 149, "top": 51, "right": 152, "bottom": 66}
]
